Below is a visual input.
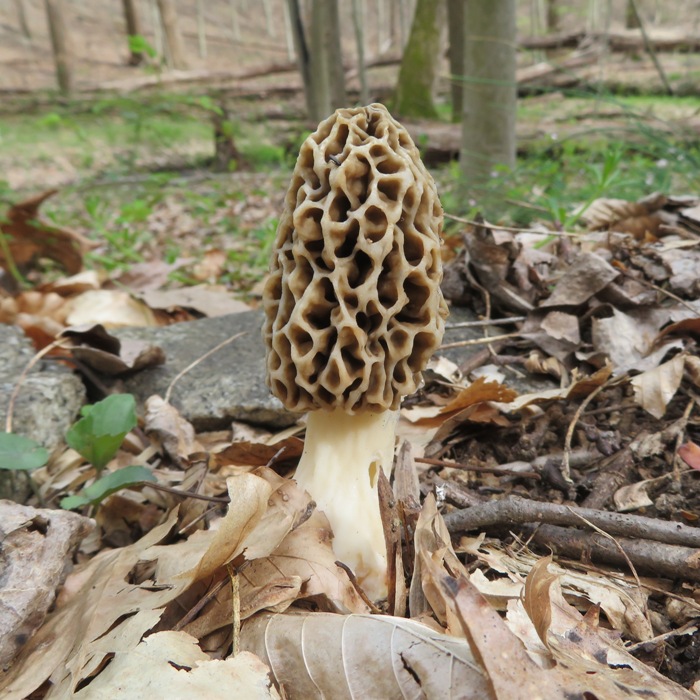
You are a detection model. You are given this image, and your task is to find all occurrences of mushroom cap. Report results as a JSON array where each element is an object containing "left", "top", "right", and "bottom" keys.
[{"left": 263, "top": 103, "right": 448, "bottom": 413}]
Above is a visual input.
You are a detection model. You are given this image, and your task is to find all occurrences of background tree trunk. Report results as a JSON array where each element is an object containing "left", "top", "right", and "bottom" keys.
[
  {"left": 447, "top": 0, "right": 464, "bottom": 123},
  {"left": 626, "top": 0, "right": 641, "bottom": 29},
  {"left": 352, "top": 0, "right": 370, "bottom": 105},
  {"left": 14, "top": 0, "right": 32, "bottom": 41},
  {"left": 44, "top": 0, "right": 72, "bottom": 93},
  {"left": 392, "top": 0, "right": 443, "bottom": 118},
  {"left": 156, "top": 0, "right": 188, "bottom": 70},
  {"left": 122, "top": 0, "right": 144, "bottom": 65},
  {"left": 546, "top": 0, "right": 559, "bottom": 33},
  {"left": 460, "top": 0, "right": 517, "bottom": 192},
  {"left": 288, "top": 0, "right": 345, "bottom": 122}
]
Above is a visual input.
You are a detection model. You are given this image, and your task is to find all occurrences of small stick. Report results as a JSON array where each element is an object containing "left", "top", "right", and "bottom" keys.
[
  {"left": 227, "top": 563, "right": 241, "bottom": 656},
  {"left": 417, "top": 457, "right": 541, "bottom": 481},
  {"left": 335, "top": 561, "right": 383, "bottom": 614},
  {"left": 164, "top": 331, "right": 247, "bottom": 404},
  {"left": 525, "top": 523, "right": 700, "bottom": 582},
  {"left": 445, "top": 316, "right": 526, "bottom": 330},
  {"left": 439, "top": 332, "right": 521, "bottom": 350},
  {"left": 443, "top": 495, "right": 700, "bottom": 548},
  {"left": 144, "top": 481, "right": 230, "bottom": 504}
]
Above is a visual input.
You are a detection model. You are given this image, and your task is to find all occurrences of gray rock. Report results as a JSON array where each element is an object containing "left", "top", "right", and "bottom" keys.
[
  {"left": 117, "top": 309, "right": 295, "bottom": 430},
  {"left": 0, "top": 325, "right": 85, "bottom": 449},
  {"left": 115, "top": 305, "right": 555, "bottom": 433}
]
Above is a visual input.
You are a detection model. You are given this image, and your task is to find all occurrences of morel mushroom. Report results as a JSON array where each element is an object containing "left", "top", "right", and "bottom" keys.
[{"left": 263, "top": 104, "right": 448, "bottom": 600}]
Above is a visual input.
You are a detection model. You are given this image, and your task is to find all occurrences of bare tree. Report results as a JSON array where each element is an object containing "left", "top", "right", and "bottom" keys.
[
  {"left": 447, "top": 0, "right": 464, "bottom": 122},
  {"left": 44, "top": 0, "right": 72, "bottom": 93},
  {"left": 122, "top": 0, "right": 144, "bottom": 65},
  {"left": 14, "top": 0, "right": 32, "bottom": 41},
  {"left": 460, "top": 0, "right": 517, "bottom": 192},
  {"left": 393, "top": 0, "right": 444, "bottom": 118},
  {"left": 156, "top": 0, "right": 188, "bottom": 70},
  {"left": 287, "top": 0, "right": 346, "bottom": 122}
]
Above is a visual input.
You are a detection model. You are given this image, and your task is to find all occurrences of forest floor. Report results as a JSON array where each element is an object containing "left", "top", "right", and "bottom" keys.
[{"left": 2, "top": 6, "right": 700, "bottom": 698}]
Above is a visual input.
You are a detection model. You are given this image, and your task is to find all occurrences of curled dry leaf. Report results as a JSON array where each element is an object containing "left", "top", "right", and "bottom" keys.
[
  {"left": 62, "top": 323, "right": 166, "bottom": 375},
  {"left": 522, "top": 558, "right": 695, "bottom": 699},
  {"left": 631, "top": 353, "right": 685, "bottom": 419},
  {"left": 72, "top": 632, "right": 279, "bottom": 700},
  {"left": 63, "top": 290, "right": 158, "bottom": 328},
  {"left": 541, "top": 252, "right": 619, "bottom": 308},
  {"left": 0, "top": 190, "right": 95, "bottom": 277},
  {"left": 240, "top": 611, "right": 488, "bottom": 700},
  {"left": 678, "top": 441, "right": 700, "bottom": 471},
  {"left": 145, "top": 395, "right": 203, "bottom": 467}
]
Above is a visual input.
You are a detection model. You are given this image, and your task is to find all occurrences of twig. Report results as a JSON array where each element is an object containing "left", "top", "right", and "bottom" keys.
[
  {"left": 335, "top": 560, "right": 383, "bottom": 613},
  {"left": 443, "top": 495, "right": 700, "bottom": 548},
  {"left": 525, "top": 523, "right": 700, "bottom": 582},
  {"left": 164, "top": 331, "right": 247, "bottom": 404},
  {"left": 173, "top": 575, "right": 228, "bottom": 631},
  {"left": 445, "top": 316, "right": 526, "bottom": 330},
  {"left": 439, "top": 332, "right": 521, "bottom": 350},
  {"left": 561, "top": 378, "right": 611, "bottom": 487},
  {"left": 625, "top": 619, "right": 699, "bottom": 653},
  {"left": 227, "top": 563, "right": 241, "bottom": 657},
  {"left": 568, "top": 508, "right": 652, "bottom": 632},
  {"left": 417, "top": 457, "right": 541, "bottom": 481},
  {"left": 144, "top": 481, "right": 229, "bottom": 504},
  {"left": 673, "top": 398, "right": 695, "bottom": 480},
  {"left": 444, "top": 212, "right": 581, "bottom": 238}
]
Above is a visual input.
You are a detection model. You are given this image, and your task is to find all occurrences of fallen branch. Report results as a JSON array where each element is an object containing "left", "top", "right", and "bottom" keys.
[
  {"left": 443, "top": 495, "right": 700, "bottom": 549},
  {"left": 521, "top": 29, "right": 700, "bottom": 53},
  {"left": 525, "top": 523, "right": 700, "bottom": 582}
]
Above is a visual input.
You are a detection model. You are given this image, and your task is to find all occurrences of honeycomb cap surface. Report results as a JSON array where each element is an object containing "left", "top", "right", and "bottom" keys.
[{"left": 263, "top": 103, "right": 448, "bottom": 413}]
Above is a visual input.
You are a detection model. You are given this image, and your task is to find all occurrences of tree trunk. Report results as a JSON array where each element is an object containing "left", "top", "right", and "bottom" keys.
[
  {"left": 196, "top": 0, "right": 207, "bottom": 58},
  {"left": 625, "top": 0, "right": 641, "bottom": 29},
  {"left": 546, "top": 0, "right": 559, "bottom": 32},
  {"left": 122, "top": 0, "right": 144, "bottom": 65},
  {"left": 460, "top": 0, "right": 517, "bottom": 192},
  {"left": 352, "top": 0, "right": 369, "bottom": 105},
  {"left": 447, "top": 0, "right": 464, "bottom": 123},
  {"left": 156, "top": 0, "right": 188, "bottom": 70},
  {"left": 289, "top": 0, "right": 346, "bottom": 122},
  {"left": 393, "top": 0, "right": 443, "bottom": 118},
  {"left": 44, "top": 0, "right": 72, "bottom": 93},
  {"left": 14, "top": 0, "right": 32, "bottom": 41}
]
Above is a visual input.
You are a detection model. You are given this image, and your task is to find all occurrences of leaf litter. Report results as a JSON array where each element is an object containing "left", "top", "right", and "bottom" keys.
[{"left": 1, "top": 186, "right": 700, "bottom": 696}]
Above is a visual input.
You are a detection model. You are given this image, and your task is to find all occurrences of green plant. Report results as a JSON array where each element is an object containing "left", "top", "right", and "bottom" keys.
[
  {"left": 61, "top": 394, "right": 156, "bottom": 511},
  {"left": 1, "top": 400, "right": 155, "bottom": 508}
]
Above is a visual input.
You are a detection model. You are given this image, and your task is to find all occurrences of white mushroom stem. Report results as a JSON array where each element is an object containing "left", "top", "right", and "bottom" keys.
[{"left": 294, "top": 407, "right": 399, "bottom": 601}]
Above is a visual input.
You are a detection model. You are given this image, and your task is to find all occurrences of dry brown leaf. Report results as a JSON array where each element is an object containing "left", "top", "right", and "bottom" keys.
[
  {"left": 214, "top": 437, "right": 304, "bottom": 469},
  {"left": 240, "top": 611, "right": 489, "bottom": 700},
  {"left": 72, "top": 632, "right": 279, "bottom": 699},
  {"left": 0, "top": 190, "right": 94, "bottom": 276},
  {"left": 522, "top": 558, "right": 694, "bottom": 699},
  {"left": 583, "top": 193, "right": 666, "bottom": 237},
  {"left": 613, "top": 480, "right": 654, "bottom": 512},
  {"left": 63, "top": 290, "right": 158, "bottom": 328},
  {"left": 631, "top": 353, "right": 685, "bottom": 419},
  {"left": 62, "top": 323, "right": 166, "bottom": 375},
  {"left": 141, "top": 284, "right": 251, "bottom": 317},
  {"left": 410, "top": 494, "right": 470, "bottom": 632},
  {"left": 144, "top": 395, "right": 204, "bottom": 467},
  {"left": 679, "top": 441, "right": 700, "bottom": 471},
  {"left": 541, "top": 252, "right": 619, "bottom": 307},
  {"left": 192, "top": 249, "right": 227, "bottom": 282}
]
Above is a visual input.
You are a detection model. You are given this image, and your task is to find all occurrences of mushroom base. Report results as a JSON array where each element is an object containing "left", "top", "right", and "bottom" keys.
[{"left": 293, "top": 408, "right": 399, "bottom": 601}]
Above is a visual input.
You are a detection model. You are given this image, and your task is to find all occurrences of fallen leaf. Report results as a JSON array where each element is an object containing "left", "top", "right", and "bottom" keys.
[
  {"left": 72, "top": 632, "right": 279, "bottom": 699},
  {"left": 0, "top": 190, "right": 94, "bottom": 277},
  {"left": 679, "top": 441, "right": 700, "bottom": 471},
  {"left": 631, "top": 353, "right": 685, "bottom": 419},
  {"left": 240, "top": 612, "right": 489, "bottom": 699},
  {"left": 63, "top": 290, "right": 158, "bottom": 328}
]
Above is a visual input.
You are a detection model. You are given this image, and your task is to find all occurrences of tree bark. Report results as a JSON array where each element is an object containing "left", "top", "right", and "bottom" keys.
[
  {"left": 460, "top": 0, "right": 516, "bottom": 191},
  {"left": 14, "top": 0, "right": 32, "bottom": 41},
  {"left": 156, "top": 0, "right": 188, "bottom": 70},
  {"left": 44, "top": 0, "right": 72, "bottom": 93},
  {"left": 447, "top": 0, "right": 464, "bottom": 123},
  {"left": 393, "top": 0, "right": 443, "bottom": 118},
  {"left": 545, "top": 0, "right": 559, "bottom": 32},
  {"left": 352, "top": 0, "right": 370, "bottom": 105},
  {"left": 122, "top": 0, "right": 144, "bottom": 65},
  {"left": 625, "top": 0, "right": 641, "bottom": 29}
]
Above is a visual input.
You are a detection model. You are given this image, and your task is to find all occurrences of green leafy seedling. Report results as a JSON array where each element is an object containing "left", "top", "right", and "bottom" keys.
[
  {"left": 66, "top": 394, "right": 137, "bottom": 472},
  {"left": 60, "top": 465, "right": 156, "bottom": 511},
  {"left": 0, "top": 433, "right": 49, "bottom": 471}
]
